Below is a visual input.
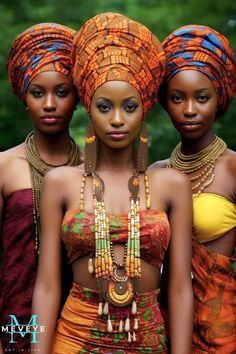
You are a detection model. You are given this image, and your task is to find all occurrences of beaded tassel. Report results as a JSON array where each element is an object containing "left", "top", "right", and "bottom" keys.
[
  {"left": 80, "top": 173, "right": 86, "bottom": 211},
  {"left": 126, "top": 198, "right": 141, "bottom": 278},
  {"left": 93, "top": 179, "right": 113, "bottom": 278},
  {"left": 144, "top": 172, "right": 151, "bottom": 209}
]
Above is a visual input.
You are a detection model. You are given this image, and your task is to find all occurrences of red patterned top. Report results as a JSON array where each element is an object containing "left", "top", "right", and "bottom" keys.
[{"left": 62, "top": 209, "right": 170, "bottom": 269}]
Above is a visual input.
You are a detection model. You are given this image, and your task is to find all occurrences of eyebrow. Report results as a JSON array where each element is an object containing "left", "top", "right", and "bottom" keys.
[
  {"left": 97, "top": 96, "right": 138, "bottom": 102},
  {"left": 169, "top": 88, "right": 212, "bottom": 94},
  {"left": 29, "top": 82, "right": 70, "bottom": 89}
]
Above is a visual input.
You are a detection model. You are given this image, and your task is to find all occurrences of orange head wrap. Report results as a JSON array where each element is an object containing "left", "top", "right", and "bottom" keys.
[
  {"left": 7, "top": 22, "right": 75, "bottom": 100},
  {"left": 162, "top": 25, "right": 236, "bottom": 114},
  {"left": 72, "top": 12, "right": 166, "bottom": 114}
]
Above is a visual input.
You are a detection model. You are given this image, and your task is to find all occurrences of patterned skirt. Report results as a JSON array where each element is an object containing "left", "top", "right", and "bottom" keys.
[
  {"left": 192, "top": 240, "right": 236, "bottom": 353},
  {"left": 52, "top": 282, "right": 168, "bottom": 353}
]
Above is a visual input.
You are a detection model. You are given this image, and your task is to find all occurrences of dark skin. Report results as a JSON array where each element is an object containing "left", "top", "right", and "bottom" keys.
[
  {"left": 151, "top": 70, "right": 236, "bottom": 257},
  {"left": 0, "top": 71, "right": 78, "bottom": 200},
  {"left": 32, "top": 81, "right": 193, "bottom": 354},
  {"left": 0, "top": 71, "right": 78, "bottom": 354}
]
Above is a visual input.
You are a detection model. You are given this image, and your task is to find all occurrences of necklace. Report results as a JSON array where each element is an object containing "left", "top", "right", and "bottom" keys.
[
  {"left": 169, "top": 135, "right": 227, "bottom": 197},
  {"left": 80, "top": 170, "right": 151, "bottom": 342},
  {"left": 25, "top": 131, "right": 81, "bottom": 253}
]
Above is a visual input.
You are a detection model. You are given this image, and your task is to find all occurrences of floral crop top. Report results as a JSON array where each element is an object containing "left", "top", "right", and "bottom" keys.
[{"left": 62, "top": 209, "right": 170, "bottom": 269}]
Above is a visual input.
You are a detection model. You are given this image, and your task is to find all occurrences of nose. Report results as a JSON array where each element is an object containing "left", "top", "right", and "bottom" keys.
[
  {"left": 183, "top": 100, "right": 197, "bottom": 117},
  {"left": 43, "top": 94, "right": 56, "bottom": 111},
  {"left": 110, "top": 109, "right": 124, "bottom": 127}
]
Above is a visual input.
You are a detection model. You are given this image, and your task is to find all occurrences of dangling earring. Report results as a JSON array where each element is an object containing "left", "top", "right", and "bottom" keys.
[
  {"left": 136, "top": 120, "right": 148, "bottom": 173},
  {"left": 84, "top": 121, "right": 97, "bottom": 174}
]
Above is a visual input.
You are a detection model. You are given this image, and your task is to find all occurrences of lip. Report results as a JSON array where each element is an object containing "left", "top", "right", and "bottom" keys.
[
  {"left": 108, "top": 131, "right": 127, "bottom": 141},
  {"left": 181, "top": 122, "right": 201, "bottom": 130},
  {"left": 41, "top": 115, "right": 61, "bottom": 124}
]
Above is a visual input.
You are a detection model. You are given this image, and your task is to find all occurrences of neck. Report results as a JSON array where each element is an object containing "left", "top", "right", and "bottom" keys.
[
  {"left": 96, "top": 142, "right": 136, "bottom": 172},
  {"left": 180, "top": 130, "right": 216, "bottom": 155},
  {"left": 32, "top": 129, "right": 72, "bottom": 164}
]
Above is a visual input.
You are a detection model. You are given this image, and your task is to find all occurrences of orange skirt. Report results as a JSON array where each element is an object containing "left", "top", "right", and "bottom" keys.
[
  {"left": 52, "top": 282, "right": 168, "bottom": 353},
  {"left": 192, "top": 240, "right": 236, "bottom": 353}
]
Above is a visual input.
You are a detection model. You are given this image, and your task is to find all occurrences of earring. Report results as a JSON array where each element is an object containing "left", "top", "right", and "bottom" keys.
[
  {"left": 136, "top": 120, "right": 148, "bottom": 173},
  {"left": 84, "top": 121, "right": 97, "bottom": 174},
  {"left": 25, "top": 106, "right": 29, "bottom": 111}
]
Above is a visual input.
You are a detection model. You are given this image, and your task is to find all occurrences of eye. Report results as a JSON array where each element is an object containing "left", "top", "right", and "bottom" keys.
[
  {"left": 196, "top": 95, "right": 209, "bottom": 103},
  {"left": 56, "top": 88, "right": 68, "bottom": 97},
  {"left": 123, "top": 103, "right": 138, "bottom": 112},
  {"left": 31, "top": 89, "right": 43, "bottom": 98},
  {"left": 170, "top": 95, "right": 183, "bottom": 103},
  {"left": 97, "top": 103, "right": 111, "bottom": 112}
]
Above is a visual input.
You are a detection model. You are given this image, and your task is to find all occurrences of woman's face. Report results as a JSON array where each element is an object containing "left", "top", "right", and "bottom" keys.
[
  {"left": 165, "top": 70, "right": 218, "bottom": 140},
  {"left": 90, "top": 80, "right": 143, "bottom": 149},
  {"left": 25, "top": 71, "right": 77, "bottom": 134}
]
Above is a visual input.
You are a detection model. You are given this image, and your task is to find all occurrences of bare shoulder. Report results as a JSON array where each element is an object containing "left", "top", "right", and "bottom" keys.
[
  {"left": 0, "top": 143, "right": 25, "bottom": 163},
  {"left": 148, "top": 166, "right": 190, "bottom": 189},
  {"left": 222, "top": 149, "right": 236, "bottom": 175},
  {"left": 149, "top": 158, "right": 170, "bottom": 169},
  {"left": 147, "top": 167, "right": 191, "bottom": 209},
  {"left": 0, "top": 144, "right": 24, "bottom": 160},
  {"left": 43, "top": 165, "right": 84, "bottom": 191}
]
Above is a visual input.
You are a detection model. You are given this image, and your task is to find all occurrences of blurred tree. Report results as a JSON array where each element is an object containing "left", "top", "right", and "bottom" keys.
[{"left": 0, "top": 0, "right": 235, "bottom": 163}]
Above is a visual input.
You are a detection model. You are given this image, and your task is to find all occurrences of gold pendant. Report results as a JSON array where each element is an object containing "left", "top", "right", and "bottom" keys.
[{"left": 107, "top": 280, "right": 134, "bottom": 306}]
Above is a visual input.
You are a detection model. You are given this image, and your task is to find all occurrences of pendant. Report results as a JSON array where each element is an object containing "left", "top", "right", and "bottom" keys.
[{"left": 107, "top": 279, "right": 134, "bottom": 306}]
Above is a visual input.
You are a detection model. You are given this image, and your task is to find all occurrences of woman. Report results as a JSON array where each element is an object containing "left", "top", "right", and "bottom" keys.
[
  {"left": 151, "top": 25, "right": 236, "bottom": 353},
  {"left": 32, "top": 13, "right": 193, "bottom": 353},
  {"left": 0, "top": 22, "right": 81, "bottom": 351}
]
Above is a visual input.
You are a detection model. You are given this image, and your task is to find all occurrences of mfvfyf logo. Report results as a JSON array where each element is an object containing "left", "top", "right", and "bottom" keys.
[{"left": 1, "top": 315, "right": 45, "bottom": 344}]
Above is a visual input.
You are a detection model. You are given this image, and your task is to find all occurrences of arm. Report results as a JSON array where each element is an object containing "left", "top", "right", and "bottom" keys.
[
  {"left": 0, "top": 340, "right": 3, "bottom": 354},
  {"left": 31, "top": 171, "right": 64, "bottom": 353},
  {"left": 168, "top": 171, "right": 193, "bottom": 354}
]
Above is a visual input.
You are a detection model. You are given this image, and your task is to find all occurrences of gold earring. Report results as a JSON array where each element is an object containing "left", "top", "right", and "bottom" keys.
[
  {"left": 136, "top": 120, "right": 148, "bottom": 173},
  {"left": 84, "top": 122, "right": 97, "bottom": 174}
]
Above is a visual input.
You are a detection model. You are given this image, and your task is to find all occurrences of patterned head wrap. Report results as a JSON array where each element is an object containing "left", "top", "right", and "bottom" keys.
[
  {"left": 162, "top": 24, "right": 236, "bottom": 114},
  {"left": 7, "top": 22, "right": 75, "bottom": 100},
  {"left": 72, "top": 12, "right": 166, "bottom": 114}
]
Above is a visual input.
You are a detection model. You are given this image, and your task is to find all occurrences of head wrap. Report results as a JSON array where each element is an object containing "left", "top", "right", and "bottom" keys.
[
  {"left": 162, "top": 24, "right": 236, "bottom": 114},
  {"left": 72, "top": 12, "right": 165, "bottom": 114},
  {"left": 7, "top": 22, "right": 75, "bottom": 100}
]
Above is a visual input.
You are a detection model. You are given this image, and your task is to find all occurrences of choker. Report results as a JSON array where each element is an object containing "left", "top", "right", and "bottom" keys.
[
  {"left": 169, "top": 135, "right": 227, "bottom": 197},
  {"left": 25, "top": 131, "right": 81, "bottom": 253}
]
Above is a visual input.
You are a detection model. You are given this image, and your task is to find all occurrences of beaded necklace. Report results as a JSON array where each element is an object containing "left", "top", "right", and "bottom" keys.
[
  {"left": 25, "top": 131, "right": 81, "bottom": 253},
  {"left": 80, "top": 171, "right": 151, "bottom": 342},
  {"left": 169, "top": 135, "right": 227, "bottom": 198}
]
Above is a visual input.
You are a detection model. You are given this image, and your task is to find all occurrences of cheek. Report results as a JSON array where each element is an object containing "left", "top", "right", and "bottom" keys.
[
  {"left": 167, "top": 103, "right": 181, "bottom": 119},
  {"left": 59, "top": 97, "right": 76, "bottom": 111},
  {"left": 91, "top": 118, "right": 106, "bottom": 137}
]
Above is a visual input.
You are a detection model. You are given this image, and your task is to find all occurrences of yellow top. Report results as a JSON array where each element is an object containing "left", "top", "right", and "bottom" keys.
[{"left": 193, "top": 192, "right": 236, "bottom": 243}]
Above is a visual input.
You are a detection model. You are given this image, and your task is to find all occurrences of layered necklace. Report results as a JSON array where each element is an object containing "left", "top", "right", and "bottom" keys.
[
  {"left": 80, "top": 170, "right": 151, "bottom": 343},
  {"left": 25, "top": 131, "right": 81, "bottom": 253},
  {"left": 169, "top": 135, "right": 227, "bottom": 198}
]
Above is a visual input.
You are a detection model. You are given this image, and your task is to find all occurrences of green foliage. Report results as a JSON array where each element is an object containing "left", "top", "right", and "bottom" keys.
[{"left": 0, "top": 0, "right": 235, "bottom": 163}]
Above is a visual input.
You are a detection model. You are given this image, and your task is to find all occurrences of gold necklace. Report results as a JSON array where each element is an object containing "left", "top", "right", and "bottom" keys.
[
  {"left": 80, "top": 171, "right": 151, "bottom": 342},
  {"left": 169, "top": 136, "right": 227, "bottom": 198},
  {"left": 25, "top": 131, "right": 81, "bottom": 253}
]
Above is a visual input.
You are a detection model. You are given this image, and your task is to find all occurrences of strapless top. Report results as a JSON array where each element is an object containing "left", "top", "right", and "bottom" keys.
[
  {"left": 193, "top": 192, "right": 236, "bottom": 243},
  {"left": 61, "top": 209, "right": 170, "bottom": 269}
]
